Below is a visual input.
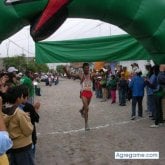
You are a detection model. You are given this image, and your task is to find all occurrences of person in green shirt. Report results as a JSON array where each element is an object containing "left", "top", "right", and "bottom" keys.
[
  {"left": 107, "top": 75, "right": 117, "bottom": 104},
  {"left": 20, "top": 71, "right": 34, "bottom": 104}
]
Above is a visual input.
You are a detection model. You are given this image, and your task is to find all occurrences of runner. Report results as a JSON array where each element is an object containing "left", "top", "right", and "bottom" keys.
[{"left": 64, "top": 63, "right": 95, "bottom": 131}]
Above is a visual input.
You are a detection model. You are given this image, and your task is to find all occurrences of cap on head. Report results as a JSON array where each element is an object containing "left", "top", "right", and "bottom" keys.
[{"left": 7, "top": 67, "right": 18, "bottom": 73}]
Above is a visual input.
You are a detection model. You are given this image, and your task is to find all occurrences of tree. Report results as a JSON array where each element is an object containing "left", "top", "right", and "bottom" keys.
[
  {"left": 27, "top": 59, "right": 49, "bottom": 73},
  {"left": 56, "top": 65, "right": 65, "bottom": 75},
  {"left": 3, "top": 56, "right": 27, "bottom": 71},
  {"left": 3, "top": 55, "right": 49, "bottom": 73}
]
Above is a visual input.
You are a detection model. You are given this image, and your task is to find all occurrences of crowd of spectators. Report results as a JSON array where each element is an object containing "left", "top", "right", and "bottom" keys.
[
  {"left": 90, "top": 63, "right": 165, "bottom": 127},
  {"left": 0, "top": 66, "right": 41, "bottom": 164}
]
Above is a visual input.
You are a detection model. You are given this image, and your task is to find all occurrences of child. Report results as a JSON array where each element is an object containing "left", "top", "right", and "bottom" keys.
[
  {"left": 107, "top": 75, "right": 117, "bottom": 104},
  {"left": 19, "top": 85, "right": 40, "bottom": 157},
  {"left": 2, "top": 85, "right": 34, "bottom": 165},
  {"left": 95, "top": 77, "right": 102, "bottom": 98}
]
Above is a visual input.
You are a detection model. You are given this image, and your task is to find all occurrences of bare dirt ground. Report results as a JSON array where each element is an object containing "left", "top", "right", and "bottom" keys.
[{"left": 35, "top": 78, "right": 165, "bottom": 165}]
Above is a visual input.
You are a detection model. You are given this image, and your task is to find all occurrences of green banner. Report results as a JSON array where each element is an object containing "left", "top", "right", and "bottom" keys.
[{"left": 35, "top": 34, "right": 151, "bottom": 63}]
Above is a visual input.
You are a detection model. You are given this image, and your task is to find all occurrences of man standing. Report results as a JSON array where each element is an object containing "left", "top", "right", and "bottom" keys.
[
  {"left": 150, "top": 65, "right": 165, "bottom": 127},
  {"left": 20, "top": 70, "right": 34, "bottom": 104},
  {"left": 129, "top": 69, "right": 145, "bottom": 120}
]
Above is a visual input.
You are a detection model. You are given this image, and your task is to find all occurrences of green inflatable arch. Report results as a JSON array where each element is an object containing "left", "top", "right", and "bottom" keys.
[{"left": 0, "top": 0, "right": 165, "bottom": 64}]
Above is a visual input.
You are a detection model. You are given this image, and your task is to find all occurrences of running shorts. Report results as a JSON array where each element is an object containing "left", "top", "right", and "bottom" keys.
[{"left": 81, "top": 90, "right": 93, "bottom": 99}]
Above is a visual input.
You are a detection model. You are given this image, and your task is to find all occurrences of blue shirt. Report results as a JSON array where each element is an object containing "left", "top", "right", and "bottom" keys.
[
  {"left": 158, "top": 71, "right": 165, "bottom": 88},
  {"left": 129, "top": 75, "right": 145, "bottom": 96},
  {"left": 0, "top": 131, "right": 13, "bottom": 155},
  {"left": 146, "top": 74, "right": 157, "bottom": 95}
]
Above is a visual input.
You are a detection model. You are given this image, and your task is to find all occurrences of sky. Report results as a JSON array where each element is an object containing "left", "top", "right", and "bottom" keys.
[{"left": 0, "top": 18, "right": 126, "bottom": 58}]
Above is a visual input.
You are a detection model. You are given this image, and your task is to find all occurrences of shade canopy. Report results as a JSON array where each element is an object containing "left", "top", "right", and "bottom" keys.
[
  {"left": 35, "top": 34, "right": 152, "bottom": 64},
  {"left": 1, "top": 0, "right": 165, "bottom": 64}
]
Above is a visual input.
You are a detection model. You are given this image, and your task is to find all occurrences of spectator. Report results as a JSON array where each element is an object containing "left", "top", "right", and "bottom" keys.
[
  {"left": 118, "top": 72, "right": 128, "bottom": 106},
  {"left": 145, "top": 66, "right": 157, "bottom": 119},
  {"left": 20, "top": 70, "right": 34, "bottom": 104},
  {"left": 0, "top": 97, "right": 13, "bottom": 165},
  {"left": 7, "top": 66, "right": 18, "bottom": 74},
  {"left": 150, "top": 65, "right": 165, "bottom": 127},
  {"left": 2, "top": 85, "right": 34, "bottom": 165},
  {"left": 107, "top": 75, "right": 117, "bottom": 104},
  {"left": 100, "top": 69, "right": 108, "bottom": 102},
  {"left": 129, "top": 69, "right": 145, "bottom": 120}
]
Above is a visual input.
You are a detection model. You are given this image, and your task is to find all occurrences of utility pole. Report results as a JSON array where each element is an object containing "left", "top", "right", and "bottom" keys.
[
  {"left": 27, "top": 27, "right": 30, "bottom": 65},
  {"left": 109, "top": 24, "right": 111, "bottom": 36},
  {"left": 6, "top": 40, "right": 10, "bottom": 58}
]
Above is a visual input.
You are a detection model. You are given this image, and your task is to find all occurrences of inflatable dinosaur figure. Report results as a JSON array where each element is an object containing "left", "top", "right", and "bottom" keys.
[{"left": 0, "top": 0, "right": 165, "bottom": 63}]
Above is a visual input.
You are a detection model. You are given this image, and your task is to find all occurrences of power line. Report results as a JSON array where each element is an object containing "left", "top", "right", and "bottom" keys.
[
  {"left": 53, "top": 22, "right": 83, "bottom": 38},
  {"left": 74, "top": 22, "right": 105, "bottom": 36},
  {"left": 53, "top": 20, "right": 106, "bottom": 40},
  {"left": 59, "top": 22, "right": 92, "bottom": 39},
  {"left": 8, "top": 39, "right": 34, "bottom": 55}
]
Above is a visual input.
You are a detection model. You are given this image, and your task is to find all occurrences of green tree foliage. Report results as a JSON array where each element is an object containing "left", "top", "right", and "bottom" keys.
[
  {"left": 3, "top": 55, "right": 49, "bottom": 72},
  {"left": 56, "top": 65, "right": 65, "bottom": 75},
  {"left": 3, "top": 56, "right": 27, "bottom": 71}
]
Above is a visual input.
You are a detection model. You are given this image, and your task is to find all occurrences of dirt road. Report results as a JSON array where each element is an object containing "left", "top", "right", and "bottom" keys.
[{"left": 35, "top": 78, "right": 165, "bottom": 165}]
